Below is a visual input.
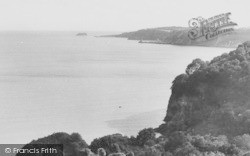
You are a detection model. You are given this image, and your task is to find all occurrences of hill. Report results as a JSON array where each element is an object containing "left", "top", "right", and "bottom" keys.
[
  {"left": 105, "top": 27, "right": 250, "bottom": 48},
  {"left": 157, "top": 41, "right": 250, "bottom": 137}
]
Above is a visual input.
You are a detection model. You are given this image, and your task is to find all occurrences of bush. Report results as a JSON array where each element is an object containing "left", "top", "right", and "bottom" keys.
[
  {"left": 164, "top": 131, "right": 190, "bottom": 151},
  {"left": 136, "top": 128, "right": 156, "bottom": 146},
  {"left": 17, "top": 132, "right": 88, "bottom": 156},
  {"left": 89, "top": 134, "right": 130, "bottom": 154},
  {"left": 233, "top": 134, "right": 250, "bottom": 150}
]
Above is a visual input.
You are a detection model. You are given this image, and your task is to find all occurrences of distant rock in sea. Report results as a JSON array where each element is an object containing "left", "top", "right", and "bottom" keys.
[{"left": 76, "top": 32, "right": 87, "bottom": 36}]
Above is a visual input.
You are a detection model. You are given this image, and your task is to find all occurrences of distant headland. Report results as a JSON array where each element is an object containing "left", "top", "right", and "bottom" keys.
[{"left": 100, "top": 26, "right": 250, "bottom": 48}]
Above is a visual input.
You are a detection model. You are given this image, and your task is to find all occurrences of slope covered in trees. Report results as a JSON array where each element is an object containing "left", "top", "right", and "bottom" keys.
[{"left": 157, "top": 41, "right": 250, "bottom": 137}]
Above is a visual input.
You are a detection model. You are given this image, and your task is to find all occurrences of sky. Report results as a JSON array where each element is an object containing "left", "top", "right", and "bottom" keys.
[{"left": 0, "top": 0, "right": 249, "bottom": 31}]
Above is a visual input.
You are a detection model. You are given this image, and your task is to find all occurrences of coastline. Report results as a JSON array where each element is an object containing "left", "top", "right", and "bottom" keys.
[
  {"left": 97, "top": 35, "right": 239, "bottom": 48},
  {"left": 138, "top": 40, "right": 238, "bottom": 48}
]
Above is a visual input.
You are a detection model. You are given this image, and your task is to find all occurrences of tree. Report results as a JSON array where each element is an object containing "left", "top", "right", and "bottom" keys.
[
  {"left": 89, "top": 134, "right": 130, "bottom": 154},
  {"left": 233, "top": 134, "right": 250, "bottom": 151},
  {"left": 136, "top": 128, "right": 156, "bottom": 146}
]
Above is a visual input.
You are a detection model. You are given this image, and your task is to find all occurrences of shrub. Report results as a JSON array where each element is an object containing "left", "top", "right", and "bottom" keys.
[
  {"left": 89, "top": 134, "right": 130, "bottom": 154},
  {"left": 136, "top": 128, "right": 156, "bottom": 146},
  {"left": 233, "top": 134, "right": 250, "bottom": 150}
]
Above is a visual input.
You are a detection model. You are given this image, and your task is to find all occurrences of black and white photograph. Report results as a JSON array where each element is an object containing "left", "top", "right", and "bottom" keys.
[{"left": 0, "top": 0, "right": 250, "bottom": 156}]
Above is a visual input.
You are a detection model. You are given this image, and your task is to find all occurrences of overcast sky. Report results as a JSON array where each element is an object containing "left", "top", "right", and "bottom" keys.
[{"left": 0, "top": 0, "right": 248, "bottom": 31}]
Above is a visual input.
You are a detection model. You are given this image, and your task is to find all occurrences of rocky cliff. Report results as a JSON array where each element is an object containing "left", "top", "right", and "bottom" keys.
[{"left": 157, "top": 41, "right": 250, "bottom": 138}]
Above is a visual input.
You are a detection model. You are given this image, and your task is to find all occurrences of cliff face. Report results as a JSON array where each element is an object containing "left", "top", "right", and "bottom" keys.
[
  {"left": 157, "top": 41, "right": 250, "bottom": 137},
  {"left": 112, "top": 27, "right": 250, "bottom": 48}
]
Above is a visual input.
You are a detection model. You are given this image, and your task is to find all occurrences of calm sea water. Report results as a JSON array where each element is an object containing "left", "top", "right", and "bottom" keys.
[{"left": 0, "top": 31, "right": 232, "bottom": 144}]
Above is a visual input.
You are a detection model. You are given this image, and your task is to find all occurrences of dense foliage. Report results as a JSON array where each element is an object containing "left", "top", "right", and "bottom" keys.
[
  {"left": 158, "top": 41, "right": 250, "bottom": 137},
  {"left": 87, "top": 132, "right": 248, "bottom": 156},
  {"left": 89, "top": 128, "right": 156, "bottom": 155},
  {"left": 17, "top": 132, "right": 88, "bottom": 156}
]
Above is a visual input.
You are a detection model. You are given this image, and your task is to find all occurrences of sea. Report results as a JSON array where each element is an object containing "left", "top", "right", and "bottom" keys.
[{"left": 0, "top": 31, "right": 233, "bottom": 144}]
